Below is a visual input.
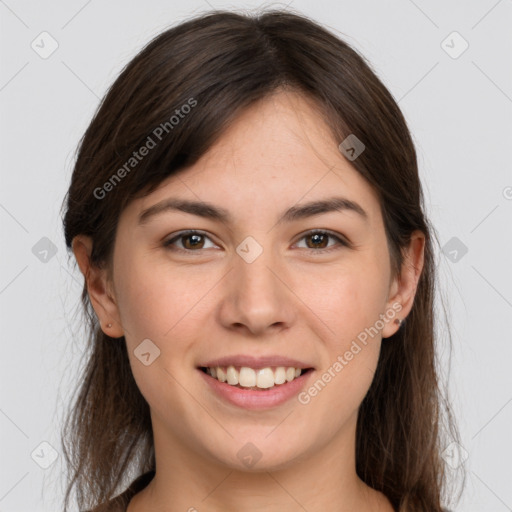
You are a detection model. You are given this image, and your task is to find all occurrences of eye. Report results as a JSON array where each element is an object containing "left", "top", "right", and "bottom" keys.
[
  {"left": 163, "top": 229, "right": 349, "bottom": 254},
  {"left": 294, "top": 229, "right": 349, "bottom": 253},
  {"left": 163, "top": 230, "right": 218, "bottom": 253}
]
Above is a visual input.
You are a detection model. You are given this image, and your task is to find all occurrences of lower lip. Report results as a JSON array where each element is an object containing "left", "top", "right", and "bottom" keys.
[{"left": 197, "top": 368, "right": 314, "bottom": 410}]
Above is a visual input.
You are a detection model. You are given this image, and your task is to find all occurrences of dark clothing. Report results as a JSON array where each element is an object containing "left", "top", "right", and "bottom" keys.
[{"left": 82, "top": 470, "right": 155, "bottom": 512}]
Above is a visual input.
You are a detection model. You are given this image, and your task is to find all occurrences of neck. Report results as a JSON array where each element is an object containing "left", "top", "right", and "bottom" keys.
[{"left": 128, "top": 411, "right": 394, "bottom": 512}]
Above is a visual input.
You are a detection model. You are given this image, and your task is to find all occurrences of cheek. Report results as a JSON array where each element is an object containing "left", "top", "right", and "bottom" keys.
[
  {"left": 114, "top": 254, "right": 206, "bottom": 340},
  {"left": 115, "top": 260, "right": 207, "bottom": 414},
  {"left": 301, "top": 255, "right": 389, "bottom": 399},
  {"left": 300, "top": 275, "right": 384, "bottom": 433},
  {"left": 304, "top": 260, "right": 389, "bottom": 340}
]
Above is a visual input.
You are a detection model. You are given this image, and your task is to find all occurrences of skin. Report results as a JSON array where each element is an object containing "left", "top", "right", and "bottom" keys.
[{"left": 73, "top": 89, "right": 424, "bottom": 512}]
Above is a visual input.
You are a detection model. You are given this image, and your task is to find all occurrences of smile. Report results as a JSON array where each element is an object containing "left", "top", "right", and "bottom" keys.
[
  {"left": 197, "top": 365, "right": 315, "bottom": 410},
  {"left": 199, "top": 365, "right": 314, "bottom": 390}
]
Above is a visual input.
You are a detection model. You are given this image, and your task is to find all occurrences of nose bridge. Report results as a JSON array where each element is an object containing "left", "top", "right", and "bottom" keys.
[
  {"left": 237, "top": 245, "right": 278, "bottom": 302},
  {"left": 219, "top": 237, "right": 295, "bottom": 335},
  {"left": 235, "top": 238, "right": 281, "bottom": 308}
]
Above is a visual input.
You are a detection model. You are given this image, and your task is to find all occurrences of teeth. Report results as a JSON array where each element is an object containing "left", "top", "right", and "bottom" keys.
[
  {"left": 226, "top": 365, "right": 238, "bottom": 385},
  {"left": 205, "top": 365, "right": 305, "bottom": 389},
  {"left": 239, "top": 367, "right": 256, "bottom": 387},
  {"left": 274, "top": 367, "right": 286, "bottom": 385},
  {"left": 216, "top": 367, "right": 226, "bottom": 382},
  {"left": 256, "top": 368, "right": 274, "bottom": 389}
]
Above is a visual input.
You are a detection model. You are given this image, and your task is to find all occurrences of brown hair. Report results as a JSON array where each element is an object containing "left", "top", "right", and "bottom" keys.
[{"left": 60, "top": 9, "right": 464, "bottom": 511}]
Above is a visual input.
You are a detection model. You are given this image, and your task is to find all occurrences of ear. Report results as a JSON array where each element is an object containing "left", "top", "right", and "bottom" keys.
[
  {"left": 382, "top": 230, "right": 425, "bottom": 339},
  {"left": 71, "top": 234, "right": 124, "bottom": 338}
]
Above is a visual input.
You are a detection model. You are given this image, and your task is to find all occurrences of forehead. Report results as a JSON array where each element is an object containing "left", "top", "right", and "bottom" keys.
[{"left": 125, "top": 90, "right": 383, "bottom": 228}]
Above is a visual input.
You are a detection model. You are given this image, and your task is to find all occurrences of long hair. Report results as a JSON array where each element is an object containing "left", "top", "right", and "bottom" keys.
[{"left": 60, "top": 9, "right": 463, "bottom": 511}]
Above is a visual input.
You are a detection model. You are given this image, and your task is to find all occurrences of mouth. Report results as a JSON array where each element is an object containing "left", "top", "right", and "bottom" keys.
[{"left": 198, "top": 365, "right": 315, "bottom": 391}]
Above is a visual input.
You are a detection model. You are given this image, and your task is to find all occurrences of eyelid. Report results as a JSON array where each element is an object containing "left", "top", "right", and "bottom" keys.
[
  {"left": 163, "top": 229, "right": 218, "bottom": 252},
  {"left": 291, "top": 229, "right": 350, "bottom": 254},
  {"left": 163, "top": 229, "right": 350, "bottom": 253}
]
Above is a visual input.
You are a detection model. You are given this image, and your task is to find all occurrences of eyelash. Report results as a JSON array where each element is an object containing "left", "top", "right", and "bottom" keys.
[{"left": 162, "top": 229, "right": 349, "bottom": 255}]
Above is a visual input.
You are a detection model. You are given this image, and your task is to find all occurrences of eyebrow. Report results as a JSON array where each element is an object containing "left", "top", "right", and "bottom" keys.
[{"left": 138, "top": 196, "right": 368, "bottom": 226}]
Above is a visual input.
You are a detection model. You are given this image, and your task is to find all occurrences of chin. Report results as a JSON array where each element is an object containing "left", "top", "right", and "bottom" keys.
[{"left": 206, "top": 439, "right": 307, "bottom": 473}]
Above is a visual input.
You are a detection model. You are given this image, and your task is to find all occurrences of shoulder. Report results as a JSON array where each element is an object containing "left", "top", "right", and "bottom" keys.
[{"left": 80, "top": 470, "right": 156, "bottom": 512}]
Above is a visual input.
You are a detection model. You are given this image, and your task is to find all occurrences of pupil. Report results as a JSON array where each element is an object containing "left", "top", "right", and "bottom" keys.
[
  {"left": 309, "top": 233, "right": 327, "bottom": 249},
  {"left": 185, "top": 234, "right": 203, "bottom": 249}
]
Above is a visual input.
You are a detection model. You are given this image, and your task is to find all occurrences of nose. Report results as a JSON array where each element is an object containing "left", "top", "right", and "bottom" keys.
[{"left": 216, "top": 245, "right": 297, "bottom": 337}]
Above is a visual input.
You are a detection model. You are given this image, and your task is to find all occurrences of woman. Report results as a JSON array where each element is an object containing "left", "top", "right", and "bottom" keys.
[{"left": 61, "top": 9, "right": 463, "bottom": 512}]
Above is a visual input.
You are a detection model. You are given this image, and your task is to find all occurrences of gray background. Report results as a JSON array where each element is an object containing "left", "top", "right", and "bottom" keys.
[{"left": 1, "top": 0, "right": 511, "bottom": 510}]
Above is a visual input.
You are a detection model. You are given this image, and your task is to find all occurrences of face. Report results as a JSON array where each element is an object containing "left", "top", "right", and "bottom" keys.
[{"left": 81, "top": 90, "right": 420, "bottom": 473}]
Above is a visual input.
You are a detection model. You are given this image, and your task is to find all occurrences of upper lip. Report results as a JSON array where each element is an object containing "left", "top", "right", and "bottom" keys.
[{"left": 199, "top": 355, "right": 314, "bottom": 370}]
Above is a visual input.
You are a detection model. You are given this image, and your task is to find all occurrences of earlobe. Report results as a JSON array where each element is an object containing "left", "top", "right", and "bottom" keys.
[
  {"left": 382, "top": 230, "right": 425, "bottom": 339},
  {"left": 71, "top": 235, "right": 124, "bottom": 338}
]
